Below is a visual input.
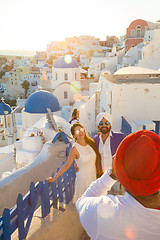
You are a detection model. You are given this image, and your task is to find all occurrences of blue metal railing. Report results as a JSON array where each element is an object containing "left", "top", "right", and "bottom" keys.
[
  {"left": 0, "top": 132, "right": 75, "bottom": 240},
  {"left": 121, "top": 117, "right": 159, "bottom": 135},
  {"left": 0, "top": 163, "right": 76, "bottom": 240},
  {"left": 121, "top": 116, "right": 132, "bottom": 135}
]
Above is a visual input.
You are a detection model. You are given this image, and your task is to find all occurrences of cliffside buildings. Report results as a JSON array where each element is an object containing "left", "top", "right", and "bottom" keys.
[{"left": 125, "top": 19, "right": 160, "bottom": 51}]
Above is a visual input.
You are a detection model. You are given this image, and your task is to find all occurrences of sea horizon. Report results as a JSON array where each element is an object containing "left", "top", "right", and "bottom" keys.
[{"left": 0, "top": 49, "right": 40, "bottom": 57}]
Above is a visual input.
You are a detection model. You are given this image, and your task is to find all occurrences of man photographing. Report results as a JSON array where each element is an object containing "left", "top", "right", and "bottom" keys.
[{"left": 76, "top": 130, "right": 160, "bottom": 240}]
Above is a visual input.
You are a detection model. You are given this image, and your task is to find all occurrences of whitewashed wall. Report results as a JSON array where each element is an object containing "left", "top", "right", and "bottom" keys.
[
  {"left": 0, "top": 141, "right": 69, "bottom": 215},
  {"left": 22, "top": 111, "right": 46, "bottom": 129},
  {"left": 15, "top": 113, "right": 22, "bottom": 125},
  {"left": 139, "top": 29, "right": 160, "bottom": 70},
  {"left": 53, "top": 83, "right": 81, "bottom": 106},
  {"left": 22, "top": 110, "right": 61, "bottom": 129},
  {"left": 0, "top": 153, "right": 14, "bottom": 178},
  {"left": 52, "top": 67, "right": 80, "bottom": 85},
  {"left": 144, "top": 30, "right": 154, "bottom": 42},
  {"left": 99, "top": 75, "right": 113, "bottom": 113},
  {"left": 111, "top": 83, "right": 160, "bottom": 131},
  {"left": 79, "top": 94, "right": 96, "bottom": 134},
  {"left": 89, "top": 83, "right": 99, "bottom": 98},
  {"left": 123, "top": 45, "right": 142, "bottom": 67}
]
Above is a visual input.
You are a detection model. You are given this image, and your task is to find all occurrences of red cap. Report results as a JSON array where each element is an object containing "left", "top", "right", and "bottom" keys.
[{"left": 114, "top": 130, "right": 160, "bottom": 196}]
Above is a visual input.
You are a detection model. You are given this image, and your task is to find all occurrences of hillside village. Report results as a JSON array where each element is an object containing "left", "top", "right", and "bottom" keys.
[
  {"left": 0, "top": 18, "right": 160, "bottom": 152},
  {"left": 0, "top": 18, "right": 160, "bottom": 240},
  {"left": 0, "top": 19, "right": 160, "bottom": 102}
]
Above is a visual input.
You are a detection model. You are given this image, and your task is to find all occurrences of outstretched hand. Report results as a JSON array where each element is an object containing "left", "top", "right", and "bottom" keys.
[{"left": 47, "top": 176, "right": 56, "bottom": 183}]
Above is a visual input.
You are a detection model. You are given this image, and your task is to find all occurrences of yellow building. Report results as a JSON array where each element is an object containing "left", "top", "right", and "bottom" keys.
[{"left": 6, "top": 67, "right": 31, "bottom": 99}]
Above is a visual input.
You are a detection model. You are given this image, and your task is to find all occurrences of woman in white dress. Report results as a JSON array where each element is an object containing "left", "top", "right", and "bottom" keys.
[{"left": 47, "top": 122, "right": 101, "bottom": 203}]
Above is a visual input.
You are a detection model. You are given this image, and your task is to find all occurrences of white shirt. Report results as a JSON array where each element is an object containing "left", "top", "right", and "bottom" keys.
[
  {"left": 99, "top": 132, "right": 112, "bottom": 172},
  {"left": 76, "top": 172, "right": 160, "bottom": 240}
]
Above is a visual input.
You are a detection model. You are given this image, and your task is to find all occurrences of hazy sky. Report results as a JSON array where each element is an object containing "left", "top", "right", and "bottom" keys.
[{"left": 0, "top": 0, "right": 160, "bottom": 51}]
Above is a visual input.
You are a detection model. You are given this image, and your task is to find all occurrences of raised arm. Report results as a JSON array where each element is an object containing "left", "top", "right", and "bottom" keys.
[{"left": 47, "top": 146, "right": 78, "bottom": 183}]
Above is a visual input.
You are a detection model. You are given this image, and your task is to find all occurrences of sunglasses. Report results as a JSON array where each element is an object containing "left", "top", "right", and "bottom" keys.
[
  {"left": 75, "top": 128, "right": 85, "bottom": 135},
  {"left": 99, "top": 121, "right": 110, "bottom": 126}
]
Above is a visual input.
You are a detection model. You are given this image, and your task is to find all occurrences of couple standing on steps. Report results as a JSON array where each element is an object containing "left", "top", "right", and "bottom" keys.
[{"left": 47, "top": 112, "right": 125, "bottom": 203}]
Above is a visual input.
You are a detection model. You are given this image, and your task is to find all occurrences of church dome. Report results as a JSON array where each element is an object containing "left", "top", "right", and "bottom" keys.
[
  {"left": 54, "top": 55, "right": 79, "bottom": 68},
  {"left": 0, "top": 100, "right": 12, "bottom": 115},
  {"left": 25, "top": 90, "right": 61, "bottom": 114}
]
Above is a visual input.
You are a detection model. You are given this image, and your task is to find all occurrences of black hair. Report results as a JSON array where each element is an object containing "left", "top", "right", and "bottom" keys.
[{"left": 72, "top": 109, "right": 79, "bottom": 120}]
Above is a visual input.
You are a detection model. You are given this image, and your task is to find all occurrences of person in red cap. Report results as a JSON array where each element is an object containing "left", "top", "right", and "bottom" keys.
[{"left": 76, "top": 130, "right": 160, "bottom": 240}]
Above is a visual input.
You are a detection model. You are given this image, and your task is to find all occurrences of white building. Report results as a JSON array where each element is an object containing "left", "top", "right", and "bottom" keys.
[
  {"left": 0, "top": 101, "right": 72, "bottom": 218},
  {"left": 52, "top": 56, "right": 81, "bottom": 106},
  {"left": 0, "top": 99, "right": 17, "bottom": 147},
  {"left": 22, "top": 90, "right": 61, "bottom": 129},
  {"left": 122, "top": 29, "right": 160, "bottom": 70},
  {"left": 40, "top": 55, "right": 82, "bottom": 106},
  {"left": 99, "top": 66, "right": 160, "bottom": 132},
  {"left": 122, "top": 43, "right": 143, "bottom": 67},
  {"left": 94, "top": 55, "right": 118, "bottom": 79},
  {"left": 65, "top": 36, "right": 79, "bottom": 50},
  {"left": 80, "top": 54, "right": 90, "bottom": 67},
  {"left": 88, "top": 47, "right": 120, "bottom": 80},
  {"left": 78, "top": 35, "right": 100, "bottom": 48},
  {"left": 0, "top": 90, "right": 67, "bottom": 180},
  {"left": 46, "top": 41, "right": 66, "bottom": 58},
  {"left": 21, "top": 73, "right": 40, "bottom": 95},
  {"left": 88, "top": 52, "right": 107, "bottom": 79},
  {"left": 14, "top": 58, "right": 30, "bottom": 68},
  {"left": 138, "top": 29, "right": 160, "bottom": 70},
  {"left": 143, "top": 30, "right": 154, "bottom": 43},
  {"left": 36, "top": 60, "right": 48, "bottom": 72},
  {"left": 76, "top": 66, "right": 160, "bottom": 135}
]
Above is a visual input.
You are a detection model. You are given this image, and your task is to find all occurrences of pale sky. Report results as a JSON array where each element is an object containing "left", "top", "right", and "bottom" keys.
[{"left": 0, "top": 0, "right": 160, "bottom": 51}]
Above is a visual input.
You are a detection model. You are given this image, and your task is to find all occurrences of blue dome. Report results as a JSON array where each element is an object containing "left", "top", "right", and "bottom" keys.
[
  {"left": 54, "top": 56, "right": 79, "bottom": 68},
  {"left": 0, "top": 101, "right": 12, "bottom": 115},
  {"left": 25, "top": 91, "right": 61, "bottom": 114}
]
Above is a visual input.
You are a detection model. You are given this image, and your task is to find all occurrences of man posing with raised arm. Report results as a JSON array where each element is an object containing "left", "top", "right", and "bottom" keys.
[{"left": 76, "top": 130, "right": 160, "bottom": 240}]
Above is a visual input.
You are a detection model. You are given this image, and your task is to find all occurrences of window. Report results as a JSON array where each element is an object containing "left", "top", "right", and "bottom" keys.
[
  {"left": 101, "top": 63, "right": 105, "bottom": 70},
  {"left": 136, "top": 26, "right": 142, "bottom": 37},
  {"left": 64, "top": 91, "right": 68, "bottom": 99},
  {"left": 137, "top": 29, "right": 141, "bottom": 37},
  {"left": 55, "top": 72, "right": 57, "bottom": 80},
  {"left": 75, "top": 72, "right": 77, "bottom": 80},
  {"left": 64, "top": 73, "right": 68, "bottom": 80},
  {"left": 131, "top": 29, "right": 135, "bottom": 37}
]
